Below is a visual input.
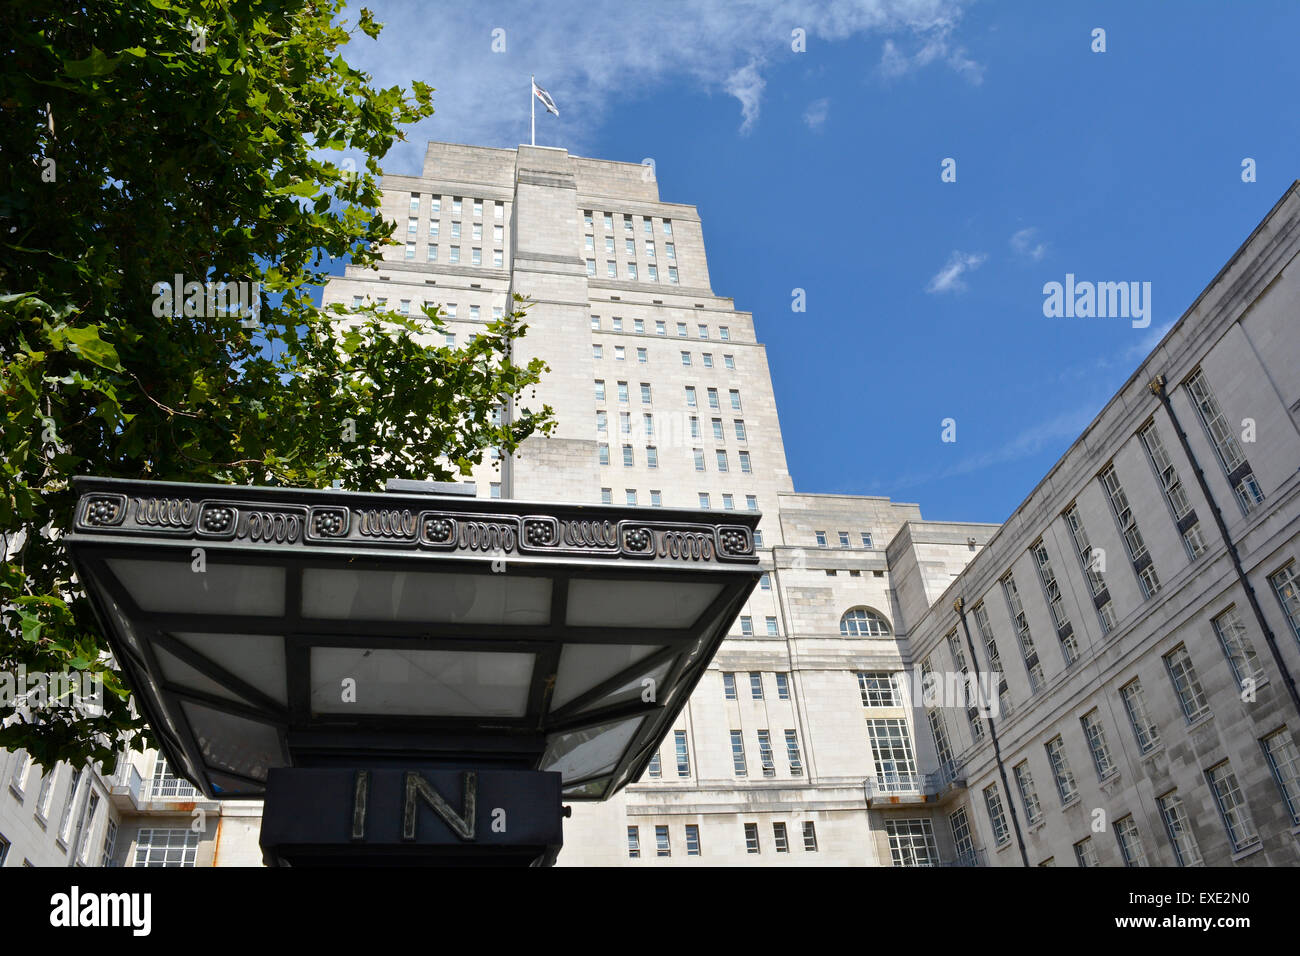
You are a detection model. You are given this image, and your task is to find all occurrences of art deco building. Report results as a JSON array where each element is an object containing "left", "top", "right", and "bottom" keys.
[{"left": 1, "top": 145, "right": 1296, "bottom": 867}]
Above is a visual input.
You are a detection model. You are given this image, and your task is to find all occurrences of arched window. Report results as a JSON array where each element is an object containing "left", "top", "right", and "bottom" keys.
[{"left": 840, "top": 607, "right": 892, "bottom": 637}]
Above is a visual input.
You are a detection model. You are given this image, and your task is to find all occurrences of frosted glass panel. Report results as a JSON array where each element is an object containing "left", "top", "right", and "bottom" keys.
[
  {"left": 542, "top": 716, "right": 643, "bottom": 782},
  {"left": 566, "top": 579, "right": 721, "bottom": 629},
  {"left": 107, "top": 558, "right": 284, "bottom": 615},
  {"left": 180, "top": 700, "right": 284, "bottom": 782},
  {"left": 171, "top": 633, "right": 287, "bottom": 707},
  {"left": 302, "top": 568, "right": 550, "bottom": 625},
  {"left": 310, "top": 647, "right": 534, "bottom": 717},
  {"left": 154, "top": 645, "right": 256, "bottom": 708},
  {"left": 551, "top": 643, "right": 660, "bottom": 710}
]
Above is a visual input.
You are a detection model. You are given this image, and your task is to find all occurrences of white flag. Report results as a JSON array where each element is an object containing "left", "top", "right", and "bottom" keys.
[{"left": 532, "top": 82, "right": 559, "bottom": 116}]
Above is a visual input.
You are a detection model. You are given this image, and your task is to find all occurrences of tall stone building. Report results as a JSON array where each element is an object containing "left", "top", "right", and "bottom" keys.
[{"left": 2, "top": 145, "right": 1297, "bottom": 867}]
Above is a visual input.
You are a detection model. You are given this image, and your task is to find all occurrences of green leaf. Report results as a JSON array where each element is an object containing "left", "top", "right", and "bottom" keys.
[
  {"left": 62, "top": 48, "right": 123, "bottom": 78},
  {"left": 62, "top": 327, "right": 122, "bottom": 370}
]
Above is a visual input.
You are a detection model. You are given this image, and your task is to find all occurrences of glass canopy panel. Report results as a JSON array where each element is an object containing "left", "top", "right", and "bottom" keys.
[
  {"left": 300, "top": 569, "right": 551, "bottom": 626},
  {"left": 208, "top": 771, "right": 263, "bottom": 796},
  {"left": 100, "top": 588, "right": 145, "bottom": 659},
  {"left": 153, "top": 645, "right": 257, "bottom": 709},
  {"left": 309, "top": 648, "right": 535, "bottom": 717},
  {"left": 568, "top": 657, "right": 676, "bottom": 716},
  {"left": 541, "top": 716, "right": 644, "bottom": 782},
  {"left": 550, "top": 643, "right": 661, "bottom": 711},
  {"left": 179, "top": 700, "right": 284, "bottom": 782},
  {"left": 562, "top": 778, "right": 610, "bottom": 799},
  {"left": 564, "top": 579, "right": 722, "bottom": 629},
  {"left": 106, "top": 558, "right": 285, "bottom": 616},
  {"left": 170, "top": 632, "right": 288, "bottom": 707}
]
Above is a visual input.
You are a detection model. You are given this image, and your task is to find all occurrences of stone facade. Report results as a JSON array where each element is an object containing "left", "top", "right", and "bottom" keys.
[{"left": 2, "top": 145, "right": 1296, "bottom": 868}]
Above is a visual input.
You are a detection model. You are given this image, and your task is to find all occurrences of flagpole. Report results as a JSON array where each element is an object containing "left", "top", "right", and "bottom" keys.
[{"left": 530, "top": 74, "right": 535, "bottom": 146}]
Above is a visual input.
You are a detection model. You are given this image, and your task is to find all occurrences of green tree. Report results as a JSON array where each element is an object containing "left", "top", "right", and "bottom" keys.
[{"left": 0, "top": 0, "right": 554, "bottom": 770}]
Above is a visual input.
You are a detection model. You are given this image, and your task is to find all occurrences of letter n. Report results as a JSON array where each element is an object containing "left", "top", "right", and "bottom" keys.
[{"left": 403, "top": 771, "right": 477, "bottom": 842}]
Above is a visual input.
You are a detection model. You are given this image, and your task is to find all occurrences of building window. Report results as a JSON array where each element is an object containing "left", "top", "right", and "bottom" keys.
[
  {"left": 680, "top": 351, "right": 691, "bottom": 366},
  {"left": 774, "top": 671, "right": 788, "bottom": 696},
  {"left": 950, "top": 808, "right": 976, "bottom": 864},
  {"left": 637, "top": 347, "right": 647, "bottom": 364},
  {"left": 1100, "top": 462, "right": 1160, "bottom": 597},
  {"left": 606, "top": 261, "right": 616, "bottom": 277},
  {"left": 430, "top": 196, "right": 441, "bottom": 215},
  {"left": 746, "top": 495, "right": 758, "bottom": 512},
  {"left": 785, "top": 730, "right": 803, "bottom": 775},
  {"left": 841, "top": 608, "right": 891, "bottom": 637},
  {"left": 719, "top": 326, "right": 730, "bottom": 341},
  {"left": 586, "top": 258, "right": 596, "bottom": 276},
  {"left": 646, "top": 446, "right": 658, "bottom": 469},
  {"left": 601, "top": 487, "right": 612, "bottom": 504},
  {"left": 1207, "top": 760, "right": 1258, "bottom": 851},
  {"left": 627, "top": 826, "right": 640, "bottom": 858},
  {"left": 409, "top": 192, "right": 421, "bottom": 214},
  {"left": 1158, "top": 791, "right": 1202, "bottom": 866},
  {"left": 685, "top": 825, "right": 701, "bottom": 856},
  {"left": 759, "top": 572, "right": 771, "bottom": 591},
  {"left": 1063, "top": 502, "right": 1116, "bottom": 634},
  {"left": 1014, "top": 761, "right": 1043, "bottom": 825},
  {"left": 757, "top": 730, "right": 776, "bottom": 777},
  {"left": 647, "top": 751, "right": 661, "bottom": 778},
  {"left": 598, "top": 444, "right": 609, "bottom": 466},
  {"left": 693, "top": 448, "right": 705, "bottom": 472},
  {"left": 983, "top": 785, "right": 1011, "bottom": 846},
  {"left": 721, "top": 493, "right": 734, "bottom": 510},
  {"left": 723, "top": 672, "right": 737, "bottom": 700},
  {"left": 593, "top": 344, "right": 603, "bottom": 361},
  {"left": 744, "top": 822, "right": 759, "bottom": 853},
  {"left": 857, "top": 672, "right": 900, "bottom": 707},
  {"left": 101, "top": 818, "right": 118, "bottom": 867},
  {"left": 1081, "top": 710, "right": 1116, "bottom": 778},
  {"left": 739, "top": 615, "right": 752, "bottom": 636},
  {"left": 765, "top": 616, "right": 777, "bottom": 635},
  {"left": 702, "top": 352, "right": 712, "bottom": 368},
  {"left": 1270, "top": 563, "right": 1300, "bottom": 643},
  {"left": 1261, "top": 728, "right": 1300, "bottom": 825},
  {"left": 133, "top": 828, "right": 199, "bottom": 867},
  {"left": 768, "top": 821, "right": 788, "bottom": 852},
  {"left": 650, "top": 490, "right": 661, "bottom": 507},
  {"left": 867, "top": 718, "right": 917, "bottom": 791},
  {"left": 1139, "top": 420, "right": 1206, "bottom": 559},
  {"left": 1212, "top": 606, "right": 1264, "bottom": 689},
  {"left": 622, "top": 445, "right": 633, "bottom": 467},
  {"left": 716, "top": 450, "right": 728, "bottom": 472},
  {"left": 815, "top": 531, "right": 827, "bottom": 547},
  {"left": 614, "top": 345, "right": 625, "bottom": 362},
  {"left": 707, "top": 387, "right": 719, "bottom": 409},
  {"left": 731, "top": 731, "right": 748, "bottom": 776},
  {"left": 1031, "top": 539, "right": 1079, "bottom": 664},
  {"left": 627, "top": 263, "right": 638, "bottom": 280},
  {"left": 625, "top": 489, "right": 637, "bottom": 506},
  {"left": 802, "top": 821, "right": 818, "bottom": 852},
  {"left": 1164, "top": 644, "right": 1210, "bottom": 723},
  {"left": 8, "top": 750, "right": 30, "bottom": 795},
  {"left": 595, "top": 409, "right": 607, "bottom": 433},
  {"left": 489, "top": 482, "right": 501, "bottom": 499},
  {"left": 152, "top": 755, "right": 197, "bottom": 798},
  {"left": 655, "top": 320, "right": 666, "bottom": 335},
  {"left": 674, "top": 730, "right": 690, "bottom": 777},
  {"left": 885, "top": 818, "right": 937, "bottom": 866},
  {"left": 633, "top": 319, "right": 644, "bottom": 333},
  {"left": 1186, "top": 368, "right": 1260, "bottom": 514},
  {"left": 654, "top": 825, "right": 670, "bottom": 857},
  {"left": 1074, "top": 837, "right": 1099, "bottom": 867},
  {"left": 1120, "top": 679, "right": 1161, "bottom": 754},
  {"left": 729, "top": 389, "right": 741, "bottom": 410},
  {"left": 1002, "top": 573, "right": 1045, "bottom": 692},
  {"left": 603, "top": 212, "right": 613, "bottom": 230},
  {"left": 685, "top": 386, "right": 697, "bottom": 408},
  {"left": 640, "top": 383, "right": 652, "bottom": 404},
  {"left": 1045, "top": 736, "right": 1078, "bottom": 804}
]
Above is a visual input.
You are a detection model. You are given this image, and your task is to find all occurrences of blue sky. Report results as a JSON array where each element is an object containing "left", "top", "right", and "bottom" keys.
[{"left": 342, "top": 0, "right": 1300, "bottom": 523}]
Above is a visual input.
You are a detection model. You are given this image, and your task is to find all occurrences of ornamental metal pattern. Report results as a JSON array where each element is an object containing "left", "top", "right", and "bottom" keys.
[{"left": 70, "top": 481, "right": 758, "bottom": 566}]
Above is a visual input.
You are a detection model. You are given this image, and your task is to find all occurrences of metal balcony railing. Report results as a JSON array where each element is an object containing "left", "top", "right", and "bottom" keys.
[{"left": 864, "top": 764, "right": 966, "bottom": 801}]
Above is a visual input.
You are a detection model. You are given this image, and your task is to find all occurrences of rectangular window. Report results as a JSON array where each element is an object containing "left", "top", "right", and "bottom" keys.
[
  {"left": 151, "top": 756, "right": 197, "bottom": 798},
  {"left": 1014, "top": 761, "right": 1043, "bottom": 825},
  {"left": 815, "top": 531, "right": 827, "bottom": 548},
  {"left": 722, "top": 493, "right": 734, "bottom": 510},
  {"left": 404, "top": 241, "right": 416, "bottom": 260},
  {"left": 731, "top": 731, "right": 748, "bottom": 776},
  {"left": 681, "top": 351, "right": 691, "bottom": 366},
  {"left": 495, "top": 203, "right": 504, "bottom": 221},
  {"left": 706, "top": 388, "right": 719, "bottom": 409},
  {"left": 646, "top": 446, "right": 658, "bottom": 469},
  {"left": 757, "top": 730, "right": 776, "bottom": 777},
  {"left": 655, "top": 321, "right": 666, "bottom": 335},
  {"left": 1158, "top": 791, "right": 1202, "bottom": 866},
  {"left": 772, "top": 821, "right": 789, "bottom": 853},
  {"left": 710, "top": 418, "right": 724, "bottom": 441},
  {"left": 625, "top": 489, "right": 636, "bottom": 506},
  {"left": 133, "top": 828, "right": 199, "bottom": 867},
  {"left": 729, "top": 389, "right": 741, "bottom": 410},
  {"left": 950, "top": 808, "right": 975, "bottom": 864},
  {"left": 765, "top": 616, "right": 778, "bottom": 636},
  {"left": 885, "top": 818, "right": 937, "bottom": 866},
  {"left": 857, "top": 672, "right": 900, "bottom": 707},
  {"left": 649, "top": 490, "right": 661, "bottom": 507},
  {"left": 622, "top": 445, "right": 633, "bottom": 467},
  {"left": 1213, "top": 606, "right": 1264, "bottom": 689},
  {"left": 1074, "top": 837, "right": 1099, "bottom": 867},
  {"left": 627, "top": 826, "right": 640, "bottom": 858},
  {"left": 647, "top": 751, "right": 661, "bottom": 778},
  {"left": 716, "top": 450, "right": 728, "bottom": 472},
  {"left": 1207, "top": 761, "right": 1258, "bottom": 851},
  {"left": 1003, "top": 573, "right": 1045, "bottom": 692},
  {"left": 739, "top": 451, "right": 752, "bottom": 474},
  {"left": 598, "top": 444, "right": 609, "bottom": 466},
  {"left": 685, "top": 824, "right": 701, "bottom": 856},
  {"left": 593, "top": 344, "right": 604, "bottom": 361},
  {"left": 739, "top": 615, "right": 752, "bottom": 636},
  {"left": 693, "top": 448, "right": 705, "bottom": 472},
  {"left": 803, "top": 821, "right": 818, "bottom": 851},
  {"left": 1063, "top": 502, "right": 1117, "bottom": 632},
  {"left": 983, "top": 785, "right": 1011, "bottom": 846},
  {"left": 1081, "top": 709, "right": 1116, "bottom": 778},
  {"left": 595, "top": 409, "right": 607, "bottom": 433},
  {"left": 430, "top": 196, "right": 441, "bottom": 215},
  {"left": 603, "top": 213, "right": 613, "bottom": 230},
  {"left": 601, "top": 487, "right": 612, "bottom": 505},
  {"left": 744, "top": 822, "right": 759, "bottom": 853},
  {"left": 472, "top": 223, "right": 482, "bottom": 240},
  {"left": 785, "top": 730, "right": 803, "bottom": 775},
  {"left": 1120, "top": 679, "right": 1161, "bottom": 754},
  {"left": 605, "top": 237, "right": 614, "bottom": 253},
  {"left": 409, "top": 192, "right": 421, "bottom": 214},
  {"left": 702, "top": 353, "right": 712, "bottom": 368},
  {"left": 1262, "top": 728, "right": 1300, "bottom": 825},
  {"left": 1031, "top": 539, "right": 1078, "bottom": 663},
  {"left": 636, "top": 347, "right": 647, "bottom": 364},
  {"left": 640, "top": 383, "right": 651, "bottom": 404},
  {"left": 627, "top": 263, "right": 638, "bottom": 280},
  {"left": 675, "top": 730, "right": 690, "bottom": 777},
  {"left": 1139, "top": 420, "right": 1206, "bottom": 558},
  {"left": 1100, "top": 462, "right": 1161, "bottom": 596},
  {"left": 685, "top": 386, "right": 697, "bottom": 408},
  {"left": 451, "top": 221, "right": 461, "bottom": 239},
  {"left": 1270, "top": 564, "right": 1300, "bottom": 644},
  {"left": 614, "top": 345, "right": 625, "bottom": 362},
  {"left": 606, "top": 261, "right": 616, "bottom": 277},
  {"left": 452, "top": 197, "right": 462, "bottom": 216},
  {"left": 1186, "top": 368, "right": 1259, "bottom": 513},
  {"left": 625, "top": 237, "right": 635, "bottom": 255},
  {"left": 867, "top": 718, "right": 917, "bottom": 791},
  {"left": 774, "top": 671, "right": 788, "bottom": 697},
  {"left": 101, "top": 818, "right": 118, "bottom": 867},
  {"left": 617, "top": 381, "right": 628, "bottom": 403},
  {"left": 1045, "top": 736, "right": 1078, "bottom": 804},
  {"left": 1164, "top": 644, "right": 1210, "bottom": 723},
  {"left": 723, "top": 672, "right": 737, "bottom": 700},
  {"left": 594, "top": 379, "right": 605, "bottom": 402},
  {"left": 449, "top": 246, "right": 460, "bottom": 263}
]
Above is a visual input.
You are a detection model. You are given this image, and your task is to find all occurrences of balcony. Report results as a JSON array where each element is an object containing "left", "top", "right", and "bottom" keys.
[
  {"left": 108, "top": 764, "right": 144, "bottom": 812},
  {"left": 864, "top": 765, "right": 966, "bottom": 807}
]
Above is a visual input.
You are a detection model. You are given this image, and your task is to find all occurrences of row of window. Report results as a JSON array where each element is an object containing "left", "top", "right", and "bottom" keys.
[
  {"left": 586, "top": 236, "right": 674, "bottom": 260},
  {"left": 586, "top": 259, "right": 677, "bottom": 283},
  {"left": 584, "top": 210, "right": 672, "bottom": 237},
  {"left": 409, "top": 243, "right": 504, "bottom": 267},
  {"left": 928, "top": 367, "right": 1274, "bottom": 711},
  {"left": 723, "top": 671, "right": 791, "bottom": 701},
  {"left": 737, "top": 615, "right": 779, "bottom": 636},
  {"left": 408, "top": 193, "right": 503, "bottom": 220},
  {"left": 592, "top": 314, "right": 729, "bottom": 342},
  {"left": 592, "top": 380, "right": 744, "bottom": 412},
  {"left": 593, "top": 344, "right": 738, "bottom": 371},
  {"left": 627, "top": 820, "right": 818, "bottom": 858},
  {"left": 815, "top": 530, "right": 876, "bottom": 550},
  {"left": 416, "top": 220, "right": 503, "bottom": 242},
  {"left": 7, "top": 755, "right": 115, "bottom": 865},
  {"left": 640, "top": 726, "right": 804, "bottom": 779},
  {"left": 595, "top": 412, "right": 750, "bottom": 442},
  {"left": 349, "top": 296, "right": 505, "bottom": 322}
]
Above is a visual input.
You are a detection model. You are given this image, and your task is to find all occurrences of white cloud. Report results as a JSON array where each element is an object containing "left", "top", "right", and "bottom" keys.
[
  {"left": 338, "top": 0, "right": 975, "bottom": 172},
  {"left": 878, "top": 24, "right": 984, "bottom": 85},
  {"left": 802, "top": 97, "right": 830, "bottom": 130},
  {"left": 1010, "top": 227, "right": 1047, "bottom": 262},
  {"left": 926, "top": 250, "right": 986, "bottom": 294}
]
